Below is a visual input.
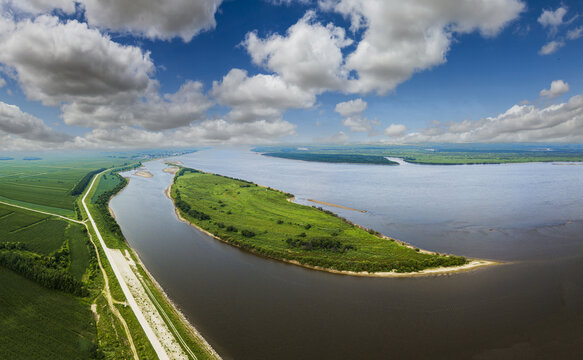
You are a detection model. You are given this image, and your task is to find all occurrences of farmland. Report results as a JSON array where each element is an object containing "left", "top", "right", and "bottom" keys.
[
  {"left": 0, "top": 149, "right": 218, "bottom": 359},
  {"left": 0, "top": 203, "right": 97, "bottom": 358},
  {"left": 0, "top": 268, "right": 95, "bottom": 359},
  {"left": 0, "top": 156, "right": 138, "bottom": 217},
  {"left": 171, "top": 168, "right": 468, "bottom": 273},
  {"left": 0, "top": 202, "right": 68, "bottom": 254}
]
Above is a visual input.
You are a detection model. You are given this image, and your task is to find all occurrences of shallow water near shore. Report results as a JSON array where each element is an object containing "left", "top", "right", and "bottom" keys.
[{"left": 110, "top": 148, "right": 583, "bottom": 359}]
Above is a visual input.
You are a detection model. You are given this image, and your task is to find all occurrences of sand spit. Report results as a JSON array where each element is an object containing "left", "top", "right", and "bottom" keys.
[
  {"left": 135, "top": 171, "right": 154, "bottom": 178},
  {"left": 163, "top": 166, "right": 179, "bottom": 174},
  {"left": 308, "top": 199, "right": 366, "bottom": 213}
]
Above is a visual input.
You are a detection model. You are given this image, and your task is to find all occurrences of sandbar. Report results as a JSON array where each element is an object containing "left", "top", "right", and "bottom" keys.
[{"left": 135, "top": 171, "right": 154, "bottom": 178}]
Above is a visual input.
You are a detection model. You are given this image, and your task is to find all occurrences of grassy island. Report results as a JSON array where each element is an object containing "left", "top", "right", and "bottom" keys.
[
  {"left": 262, "top": 152, "right": 399, "bottom": 165},
  {"left": 171, "top": 167, "right": 468, "bottom": 274}
]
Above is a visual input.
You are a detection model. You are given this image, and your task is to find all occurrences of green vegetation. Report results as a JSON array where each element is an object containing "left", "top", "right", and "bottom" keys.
[
  {"left": 68, "top": 224, "right": 91, "bottom": 281},
  {"left": 0, "top": 149, "right": 204, "bottom": 359},
  {"left": 0, "top": 204, "right": 96, "bottom": 357},
  {"left": 0, "top": 157, "right": 135, "bottom": 217},
  {"left": 0, "top": 268, "right": 95, "bottom": 359},
  {"left": 86, "top": 171, "right": 131, "bottom": 249},
  {"left": 0, "top": 203, "right": 68, "bottom": 255},
  {"left": 254, "top": 144, "right": 583, "bottom": 165},
  {"left": 71, "top": 168, "right": 107, "bottom": 195},
  {"left": 262, "top": 152, "right": 399, "bottom": 165},
  {"left": 172, "top": 168, "right": 467, "bottom": 273}
]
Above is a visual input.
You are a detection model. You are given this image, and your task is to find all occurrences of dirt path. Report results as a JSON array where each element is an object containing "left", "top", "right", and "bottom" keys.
[
  {"left": 0, "top": 200, "right": 84, "bottom": 224},
  {"left": 82, "top": 172, "right": 189, "bottom": 360},
  {"left": 85, "top": 227, "right": 139, "bottom": 360}
]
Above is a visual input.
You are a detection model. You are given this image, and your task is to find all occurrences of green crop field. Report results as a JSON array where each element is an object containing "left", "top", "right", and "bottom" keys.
[
  {"left": 172, "top": 168, "right": 467, "bottom": 273},
  {"left": 68, "top": 224, "right": 91, "bottom": 281},
  {"left": 0, "top": 155, "right": 144, "bottom": 217},
  {"left": 0, "top": 203, "right": 68, "bottom": 255},
  {"left": 0, "top": 267, "right": 95, "bottom": 359}
]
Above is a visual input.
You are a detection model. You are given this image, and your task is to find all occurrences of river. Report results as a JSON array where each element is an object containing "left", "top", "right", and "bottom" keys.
[{"left": 110, "top": 148, "right": 583, "bottom": 359}]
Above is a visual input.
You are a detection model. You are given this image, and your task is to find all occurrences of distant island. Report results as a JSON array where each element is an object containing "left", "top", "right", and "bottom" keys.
[
  {"left": 0, "top": 157, "right": 14, "bottom": 161},
  {"left": 253, "top": 144, "right": 583, "bottom": 165},
  {"left": 168, "top": 166, "right": 491, "bottom": 276},
  {"left": 261, "top": 152, "right": 399, "bottom": 165}
]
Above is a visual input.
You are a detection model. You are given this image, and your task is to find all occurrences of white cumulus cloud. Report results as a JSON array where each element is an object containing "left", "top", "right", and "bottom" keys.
[
  {"left": 81, "top": 0, "right": 223, "bottom": 42},
  {"left": 334, "top": 98, "right": 377, "bottom": 134},
  {"left": 0, "top": 0, "right": 76, "bottom": 14},
  {"left": 567, "top": 26, "right": 583, "bottom": 40},
  {"left": 538, "top": 6, "right": 568, "bottom": 30},
  {"left": 384, "top": 123, "right": 407, "bottom": 137},
  {"left": 0, "top": 15, "right": 213, "bottom": 130},
  {"left": 211, "top": 68, "right": 315, "bottom": 123},
  {"left": 322, "top": 0, "right": 525, "bottom": 94},
  {"left": 245, "top": 10, "right": 352, "bottom": 92},
  {"left": 538, "top": 40, "right": 566, "bottom": 55},
  {"left": 334, "top": 98, "right": 367, "bottom": 117},
  {"left": 385, "top": 95, "right": 583, "bottom": 143},
  {"left": 0, "top": 101, "right": 71, "bottom": 143},
  {"left": 540, "top": 80, "right": 570, "bottom": 99}
]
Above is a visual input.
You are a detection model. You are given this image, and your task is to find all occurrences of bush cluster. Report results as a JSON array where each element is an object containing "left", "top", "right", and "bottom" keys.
[{"left": 0, "top": 251, "right": 87, "bottom": 296}]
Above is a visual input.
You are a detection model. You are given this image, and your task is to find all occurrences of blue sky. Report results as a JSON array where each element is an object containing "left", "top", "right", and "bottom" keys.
[{"left": 0, "top": 0, "right": 582, "bottom": 149}]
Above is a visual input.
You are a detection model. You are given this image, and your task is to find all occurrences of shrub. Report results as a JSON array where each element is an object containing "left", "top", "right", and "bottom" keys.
[{"left": 241, "top": 230, "right": 255, "bottom": 238}]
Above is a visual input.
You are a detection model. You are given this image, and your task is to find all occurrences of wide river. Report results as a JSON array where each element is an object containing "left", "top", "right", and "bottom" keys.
[{"left": 110, "top": 148, "right": 583, "bottom": 359}]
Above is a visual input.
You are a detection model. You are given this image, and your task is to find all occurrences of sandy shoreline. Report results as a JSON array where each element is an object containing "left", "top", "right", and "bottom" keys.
[
  {"left": 163, "top": 166, "right": 179, "bottom": 174},
  {"left": 128, "top": 248, "right": 223, "bottom": 359},
  {"left": 164, "top": 174, "right": 498, "bottom": 278},
  {"left": 308, "top": 198, "right": 366, "bottom": 213}
]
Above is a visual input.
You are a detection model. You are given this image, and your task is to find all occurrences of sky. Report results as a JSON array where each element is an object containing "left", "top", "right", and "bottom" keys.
[{"left": 0, "top": 0, "right": 582, "bottom": 150}]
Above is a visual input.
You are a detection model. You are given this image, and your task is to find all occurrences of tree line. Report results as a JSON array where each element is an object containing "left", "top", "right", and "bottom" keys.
[
  {"left": 93, "top": 173, "right": 128, "bottom": 238},
  {"left": 173, "top": 189, "right": 211, "bottom": 221},
  {"left": 0, "top": 251, "right": 88, "bottom": 296},
  {"left": 70, "top": 168, "right": 106, "bottom": 196}
]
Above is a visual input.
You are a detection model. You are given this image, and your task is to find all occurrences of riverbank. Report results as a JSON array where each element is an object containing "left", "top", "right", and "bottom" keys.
[
  {"left": 166, "top": 167, "right": 497, "bottom": 277},
  {"left": 87, "top": 166, "right": 221, "bottom": 359}
]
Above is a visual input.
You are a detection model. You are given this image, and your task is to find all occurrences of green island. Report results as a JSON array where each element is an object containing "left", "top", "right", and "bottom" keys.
[
  {"left": 254, "top": 143, "right": 583, "bottom": 165},
  {"left": 0, "top": 151, "right": 219, "bottom": 360},
  {"left": 170, "top": 167, "right": 469, "bottom": 274},
  {"left": 262, "top": 152, "right": 399, "bottom": 165}
]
